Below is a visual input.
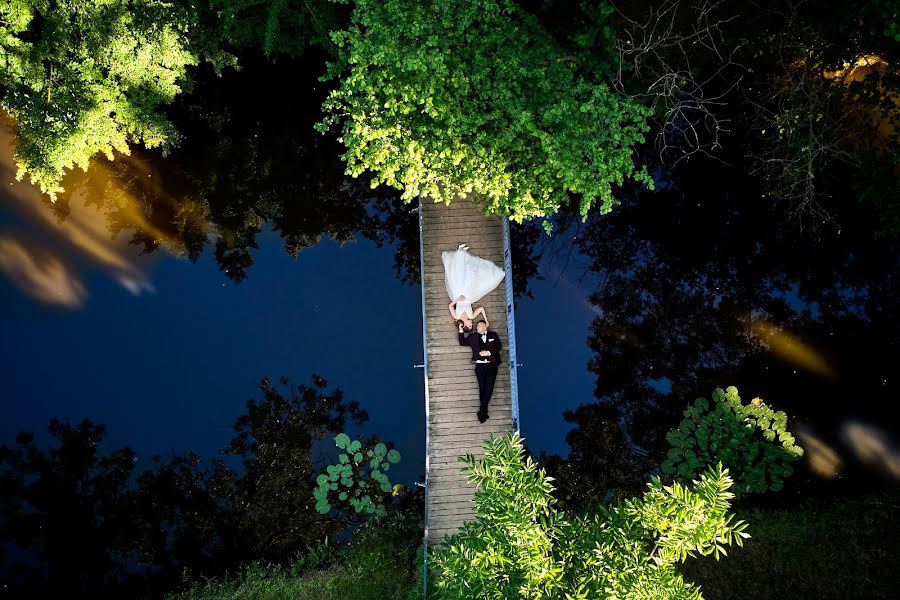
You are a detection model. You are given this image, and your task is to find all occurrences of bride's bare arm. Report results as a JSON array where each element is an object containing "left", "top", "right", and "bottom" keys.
[
  {"left": 448, "top": 302, "right": 459, "bottom": 320},
  {"left": 474, "top": 306, "right": 489, "bottom": 326}
]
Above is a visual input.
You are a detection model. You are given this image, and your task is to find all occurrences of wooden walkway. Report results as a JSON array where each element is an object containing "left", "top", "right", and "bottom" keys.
[{"left": 418, "top": 196, "right": 519, "bottom": 547}]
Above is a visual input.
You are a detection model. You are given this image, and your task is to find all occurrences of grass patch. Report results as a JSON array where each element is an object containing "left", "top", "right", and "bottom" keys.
[
  {"left": 166, "top": 509, "right": 423, "bottom": 600},
  {"left": 683, "top": 493, "right": 900, "bottom": 599}
]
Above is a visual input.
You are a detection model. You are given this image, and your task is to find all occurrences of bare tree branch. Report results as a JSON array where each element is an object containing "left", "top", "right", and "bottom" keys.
[
  {"left": 611, "top": 0, "right": 746, "bottom": 163},
  {"left": 742, "top": 1, "right": 862, "bottom": 235}
]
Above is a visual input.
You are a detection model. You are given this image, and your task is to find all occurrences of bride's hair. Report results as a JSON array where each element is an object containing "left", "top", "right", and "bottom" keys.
[{"left": 455, "top": 319, "right": 472, "bottom": 333}]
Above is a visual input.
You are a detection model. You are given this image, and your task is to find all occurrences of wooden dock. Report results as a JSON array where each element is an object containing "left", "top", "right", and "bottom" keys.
[{"left": 418, "top": 196, "right": 519, "bottom": 547}]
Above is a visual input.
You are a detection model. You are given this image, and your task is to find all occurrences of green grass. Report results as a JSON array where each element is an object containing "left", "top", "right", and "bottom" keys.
[
  {"left": 683, "top": 493, "right": 900, "bottom": 600},
  {"left": 167, "top": 494, "right": 899, "bottom": 599},
  {"left": 166, "top": 510, "right": 424, "bottom": 600}
]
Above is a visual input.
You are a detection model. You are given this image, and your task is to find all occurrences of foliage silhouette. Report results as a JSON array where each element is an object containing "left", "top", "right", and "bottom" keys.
[
  {"left": 0, "top": 374, "right": 368, "bottom": 598},
  {"left": 573, "top": 139, "right": 897, "bottom": 473},
  {"left": 539, "top": 402, "right": 654, "bottom": 511}
]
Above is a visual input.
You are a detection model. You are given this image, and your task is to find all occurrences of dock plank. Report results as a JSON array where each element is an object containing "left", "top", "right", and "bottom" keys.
[{"left": 420, "top": 196, "right": 517, "bottom": 546}]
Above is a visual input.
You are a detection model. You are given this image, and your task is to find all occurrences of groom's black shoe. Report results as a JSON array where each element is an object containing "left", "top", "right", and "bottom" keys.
[{"left": 477, "top": 411, "right": 487, "bottom": 423}]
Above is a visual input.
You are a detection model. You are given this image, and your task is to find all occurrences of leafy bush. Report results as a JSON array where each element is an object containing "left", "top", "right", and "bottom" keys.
[
  {"left": 314, "top": 433, "right": 401, "bottom": 517},
  {"left": 662, "top": 387, "right": 804, "bottom": 495},
  {"left": 432, "top": 432, "right": 749, "bottom": 599}
]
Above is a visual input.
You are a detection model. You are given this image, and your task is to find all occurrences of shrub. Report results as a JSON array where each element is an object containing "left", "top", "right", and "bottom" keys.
[{"left": 432, "top": 432, "right": 749, "bottom": 599}]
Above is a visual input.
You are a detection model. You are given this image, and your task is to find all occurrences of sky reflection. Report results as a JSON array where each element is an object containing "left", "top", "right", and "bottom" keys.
[
  {"left": 0, "top": 235, "right": 88, "bottom": 308},
  {"left": 0, "top": 120, "right": 158, "bottom": 306},
  {"left": 0, "top": 227, "right": 428, "bottom": 484}
]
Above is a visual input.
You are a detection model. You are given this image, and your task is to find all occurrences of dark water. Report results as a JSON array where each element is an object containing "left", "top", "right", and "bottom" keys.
[
  {"left": 0, "top": 56, "right": 599, "bottom": 494},
  {"left": 1, "top": 53, "right": 898, "bottom": 500},
  {"left": 572, "top": 152, "right": 900, "bottom": 491}
]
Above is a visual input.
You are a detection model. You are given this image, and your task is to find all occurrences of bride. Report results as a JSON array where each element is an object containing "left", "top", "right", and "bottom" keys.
[{"left": 443, "top": 243, "right": 505, "bottom": 331}]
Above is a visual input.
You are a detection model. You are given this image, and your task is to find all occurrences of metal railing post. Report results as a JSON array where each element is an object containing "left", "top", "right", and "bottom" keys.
[{"left": 500, "top": 217, "right": 520, "bottom": 433}]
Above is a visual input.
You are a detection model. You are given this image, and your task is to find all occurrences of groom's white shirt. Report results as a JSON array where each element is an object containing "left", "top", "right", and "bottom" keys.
[{"left": 475, "top": 332, "right": 491, "bottom": 363}]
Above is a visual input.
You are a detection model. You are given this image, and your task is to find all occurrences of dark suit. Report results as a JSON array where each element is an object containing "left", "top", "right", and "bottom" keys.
[{"left": 459, "top": 329, "right": 502, "bottom": 414}]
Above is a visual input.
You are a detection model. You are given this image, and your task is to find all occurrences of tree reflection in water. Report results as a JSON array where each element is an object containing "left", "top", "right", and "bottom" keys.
[
  {"left": 32, "top": 52, "right": 541, "bottom": 299},
  {"left": 11, "top": 46, "right": 894, "bottom": 500},
  {"left": 41, "top": 53, "right": 384, "bottom": 284},
  {"left": 565, "top": 146, "right": 898, "bottom": 491}
]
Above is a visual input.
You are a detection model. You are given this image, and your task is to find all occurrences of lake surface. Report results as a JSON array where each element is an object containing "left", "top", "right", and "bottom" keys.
[
  {"left": 1, "top": 55, "right": 898, "bottom": 495},
  {"left": 0, "top": 119, "right": 600, "bottom": 488}
]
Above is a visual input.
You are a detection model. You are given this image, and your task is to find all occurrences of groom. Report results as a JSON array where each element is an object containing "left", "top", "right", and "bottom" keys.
[{"left": 459, "top": 320, "right": 502, "bottom": 423}]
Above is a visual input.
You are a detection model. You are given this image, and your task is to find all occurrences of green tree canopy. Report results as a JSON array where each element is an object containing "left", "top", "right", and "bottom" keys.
[
  {"left": 0, "top": 0, "right": 232, "bottom": 197},
  {"left": 317, "top": 0, "right": 653, "bottom": 224}
]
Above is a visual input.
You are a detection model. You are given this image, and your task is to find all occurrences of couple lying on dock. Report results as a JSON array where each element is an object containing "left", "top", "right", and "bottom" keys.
[{"left": 442, "top": 244, "right": 505, "bottom": 424}]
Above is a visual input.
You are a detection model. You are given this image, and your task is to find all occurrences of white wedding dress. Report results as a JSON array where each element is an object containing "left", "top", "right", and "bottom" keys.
[{"left": 441, "top": 245, "right": 505, "bottom": 317}]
